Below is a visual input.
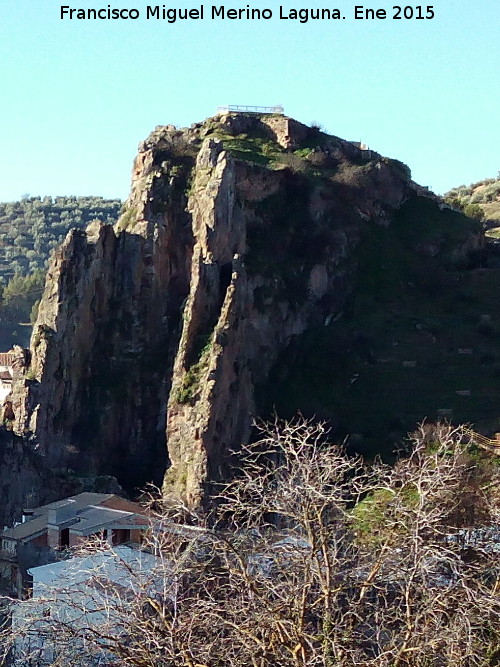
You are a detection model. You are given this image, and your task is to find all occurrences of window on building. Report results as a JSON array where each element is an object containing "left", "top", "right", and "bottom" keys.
[
  {"left": 112, "top": 529, "right": 130, "bottom": 545},
  {"left": 60, "top": 528, "right": 70, "bottom": 548}
]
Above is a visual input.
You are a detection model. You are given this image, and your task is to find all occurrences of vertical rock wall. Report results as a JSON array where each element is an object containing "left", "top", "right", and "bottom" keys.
[
  {"left": 9, "top": 131, "right": 196, "bottom": 490},
  {"left": 8, "top": 114, "right": 427, "bottom": 505}
]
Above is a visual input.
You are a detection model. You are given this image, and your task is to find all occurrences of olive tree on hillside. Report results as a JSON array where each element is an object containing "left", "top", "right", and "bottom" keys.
[{"left": 3, "top": 420, "right": 500, "bottom": 667}]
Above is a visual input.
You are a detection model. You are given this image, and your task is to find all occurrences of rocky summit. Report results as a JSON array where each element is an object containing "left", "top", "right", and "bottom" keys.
[{"left": 5, "top": 113, "right": 486, "bottom": 509}]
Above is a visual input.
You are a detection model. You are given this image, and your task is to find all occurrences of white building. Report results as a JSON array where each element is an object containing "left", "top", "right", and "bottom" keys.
[{"left": 11, "top": 546, "right": 170, "bottom": 666}]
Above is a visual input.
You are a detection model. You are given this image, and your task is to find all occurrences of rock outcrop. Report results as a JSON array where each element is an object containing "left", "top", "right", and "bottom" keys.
[{"left": 7, "top": 114, "right": 483, "bottom": 506}]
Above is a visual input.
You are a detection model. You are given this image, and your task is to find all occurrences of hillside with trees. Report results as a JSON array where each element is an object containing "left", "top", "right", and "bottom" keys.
[
  {"left": 444, "top": 175, "right": 500, "bottom": 237},
  {"left": 0, "top": 196, "right": 120, "bottom": 347}
]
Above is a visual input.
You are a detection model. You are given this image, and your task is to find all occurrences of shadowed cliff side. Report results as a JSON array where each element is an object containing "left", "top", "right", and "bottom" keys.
[
  {"left": 7, "top": 114, "right": 483, "bottom": 506},
  {"left": 9, "top": 131, "right": 196, "bottom": 491}
]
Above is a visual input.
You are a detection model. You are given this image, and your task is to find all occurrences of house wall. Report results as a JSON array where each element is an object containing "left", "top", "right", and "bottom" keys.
[
  {"left": 1, "top": 538, "right": 17, "bottom": 555},
  {"left": 47, "top": 527, "right": 60, "bottom": 549},
  {"left": 130, "top": 529, "right": 142, "bottom": 543},
  {"left": 100, "top": 497, "right": 149, "bottom": 516},
  {"left": 69, "top": 532, "right": 86, "bottom": 548},
  {"left": 30, "top": 534, "right": 48, "bottom": 547},
  {"left": 0, "top": 381, "right": 12, "bottom": 403}
]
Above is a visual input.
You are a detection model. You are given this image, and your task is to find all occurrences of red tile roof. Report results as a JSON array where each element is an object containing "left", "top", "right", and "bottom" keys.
[{"left": 0, "top": 353, "right": 15, "bottom": 366}]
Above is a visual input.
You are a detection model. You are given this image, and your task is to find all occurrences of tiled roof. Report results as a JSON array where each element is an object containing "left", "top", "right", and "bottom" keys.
[{"left": 0, "top": 353, "right": 14, "bottom": 366}]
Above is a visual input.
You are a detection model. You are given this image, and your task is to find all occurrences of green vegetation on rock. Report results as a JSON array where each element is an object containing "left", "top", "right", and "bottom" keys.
[
  {"left": 116, "top": 205, "right": 138, "bottom": 231},
  {"left": 176, "top": 337, "right": 213, "bottom": 404},
  {"left": 257, "top": 195, "right": 499, "bottom": 459},
  {"left": 208, "top": 118, "right": 343, "bottom": 179}
]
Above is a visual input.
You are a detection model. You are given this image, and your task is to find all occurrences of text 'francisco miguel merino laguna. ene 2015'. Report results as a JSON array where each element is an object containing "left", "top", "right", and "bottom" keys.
[{"left": 60, "top": 4, "right": 349, "bottom": 23}]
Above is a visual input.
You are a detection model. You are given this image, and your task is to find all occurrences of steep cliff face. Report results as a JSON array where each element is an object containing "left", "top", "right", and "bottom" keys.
[
  {"left": 8, "top": 133, "right": 196, "bottom": 490},
  {"left": 8, "top": 114, "right": 483, "bottom": 505}
]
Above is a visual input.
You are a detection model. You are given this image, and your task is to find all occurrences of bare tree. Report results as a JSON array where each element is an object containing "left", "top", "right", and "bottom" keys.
[{"left": 2, "top": 419, "right": 500, "bottom": 667}]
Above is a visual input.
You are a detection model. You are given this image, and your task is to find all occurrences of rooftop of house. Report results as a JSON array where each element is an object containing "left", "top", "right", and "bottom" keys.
[
  {"left": 70, "top": 506, "right": 147, "bottom": 535},
  {"left": 28, "top": 545, "right": 161, "bottom": 590},
  {"left": 33, "top": 492, "right": 115, "bottom": 513},
  {"left": 2, "top": 493, "right": 148, "bottom": 542}
]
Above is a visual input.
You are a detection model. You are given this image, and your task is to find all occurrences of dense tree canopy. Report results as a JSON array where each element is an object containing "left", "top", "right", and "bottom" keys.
[
  {"left": 0, "top": 196, "right": 121, "bottom": 343},
  {"left": 0, "top": 196, "right": 121, "bottom": 282},
  {"left": 1, "top": 270, "right": 46, "bottom": 324}
]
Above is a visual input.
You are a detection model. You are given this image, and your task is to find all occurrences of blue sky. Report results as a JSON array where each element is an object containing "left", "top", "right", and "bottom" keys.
[{"left": 0, "top": 0, "right": 498, "bottom": 201}]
